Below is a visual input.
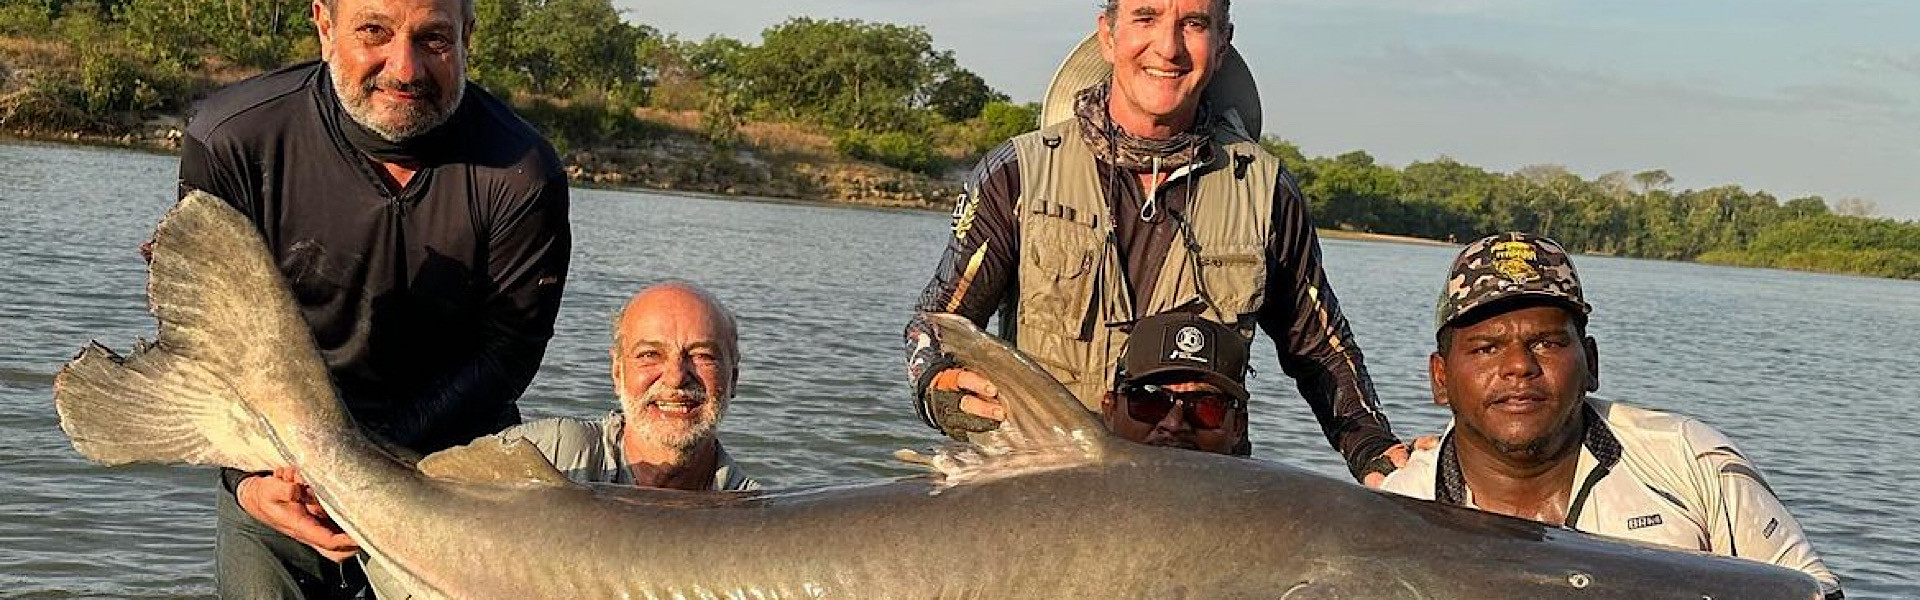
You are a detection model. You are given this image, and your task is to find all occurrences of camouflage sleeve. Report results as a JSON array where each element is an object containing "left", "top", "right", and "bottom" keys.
[
  {"left": 904, "top": 141, "right": 1022, "bottom": 428},
  {"left": 1256, "top": 168, "right": 1402, "bottom": 480}
]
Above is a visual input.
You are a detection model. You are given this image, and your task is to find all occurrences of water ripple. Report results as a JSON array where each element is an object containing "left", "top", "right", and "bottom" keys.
[{"left": 2, "top": 143, "right": 1916, "bottom": 597}]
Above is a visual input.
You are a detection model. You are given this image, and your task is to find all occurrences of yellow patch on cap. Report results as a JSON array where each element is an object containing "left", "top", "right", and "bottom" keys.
[{"left": 1491, "top": 241, "right": 1540, "bottom": 284}]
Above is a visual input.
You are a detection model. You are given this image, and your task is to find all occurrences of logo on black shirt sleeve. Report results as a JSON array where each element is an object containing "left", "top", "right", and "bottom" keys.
[{"left": 951, "top": 186, "right": 980, "bottom": 241}]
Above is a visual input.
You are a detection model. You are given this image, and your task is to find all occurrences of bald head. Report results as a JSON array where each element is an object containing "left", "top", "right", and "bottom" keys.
[
  {"left": 610, "top": 281, "right": 739, "bottom": 458},
  {"left": 611, "top": 281, "right": 739, "bottom": 360}
]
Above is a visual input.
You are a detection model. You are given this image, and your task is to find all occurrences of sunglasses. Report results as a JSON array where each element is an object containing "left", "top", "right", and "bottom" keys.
[{"left": 1120, "top": 384, "right": 1243, "bottom": 430}]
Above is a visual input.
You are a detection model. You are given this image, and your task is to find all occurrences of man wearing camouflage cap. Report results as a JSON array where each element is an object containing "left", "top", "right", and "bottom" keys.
[{"left": 1379, "top": 232, "right": 1844, "bottom": 598}]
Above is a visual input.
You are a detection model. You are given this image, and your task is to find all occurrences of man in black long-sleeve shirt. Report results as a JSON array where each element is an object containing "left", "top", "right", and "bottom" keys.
[
  {"left": 904, "top": 0, "right": 1407, "bottom": 482},
  {"left": 173, "top": 0, "right": 568, "bottom": 596}
]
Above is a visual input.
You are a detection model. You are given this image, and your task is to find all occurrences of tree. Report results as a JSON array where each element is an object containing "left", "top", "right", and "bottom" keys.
[
  {"left": 967, "top": 101, "right": 1037, "bottom": 153},
  {"left": 739, "top": 17, "right": 957, "bottom": 132},
  {"left": 475, "top": 0, "right": 643, "bottom": 96},
  {"left": 925, "top": 68, "right": 999, "bottom": 122},
  {"left": 1302, "top": 151, "right": 1400, "bottom": 231},
  {"left": 1632, "top": 169, "right": 1673, "bottom": 194},
  {"left": 1782, "top": 196, "right": 1830, "bottom": 219}
]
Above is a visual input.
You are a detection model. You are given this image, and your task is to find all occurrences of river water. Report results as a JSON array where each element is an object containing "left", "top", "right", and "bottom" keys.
[{"left": 1, "top": 141, "right": 1915, "bottom": 598}]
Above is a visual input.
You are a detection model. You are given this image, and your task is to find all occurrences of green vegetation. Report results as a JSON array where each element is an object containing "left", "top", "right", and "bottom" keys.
[
  {"left": 1, "top": 0, "right": 1915, "bottom": 279},
  {"left": 0, "top": 0, "right": 1030, "bottom": 170},
  {"left": 1261, "top": 139, "right": 1920, "bottom": 279}
]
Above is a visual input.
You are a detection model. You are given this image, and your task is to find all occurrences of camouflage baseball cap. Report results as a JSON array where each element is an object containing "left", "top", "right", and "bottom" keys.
[{"left": 1436, "top": 232, "right": 1590, "bottom": 331}]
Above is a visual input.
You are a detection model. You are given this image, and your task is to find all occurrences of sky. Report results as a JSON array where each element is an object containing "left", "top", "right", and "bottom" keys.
[{"left": 614, "top": 0, "right": 1920, "bottom": 220}]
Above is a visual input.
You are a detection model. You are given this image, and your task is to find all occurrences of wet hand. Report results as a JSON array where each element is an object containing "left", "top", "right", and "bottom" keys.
[
  {"left": 236, "top": 468, "right": 361, "bottom": 562},
  {"left": 1361, "top": 444, "right": 1411, "bottom": 489}
]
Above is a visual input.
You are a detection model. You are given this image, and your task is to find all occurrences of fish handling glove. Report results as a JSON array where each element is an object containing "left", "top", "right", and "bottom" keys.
[{"left": 923, "top": 369, "right": 1002, "bottom": 442}]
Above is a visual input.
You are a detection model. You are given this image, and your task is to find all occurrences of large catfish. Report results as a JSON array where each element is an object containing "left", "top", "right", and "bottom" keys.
[{"left": 54, "top": 192, "right": 1822, "bottom": 599}]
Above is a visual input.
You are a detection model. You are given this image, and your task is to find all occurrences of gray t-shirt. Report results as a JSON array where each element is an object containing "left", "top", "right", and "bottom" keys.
[{"left": 494, "top": 410, "right": 759, "bottom": 491}]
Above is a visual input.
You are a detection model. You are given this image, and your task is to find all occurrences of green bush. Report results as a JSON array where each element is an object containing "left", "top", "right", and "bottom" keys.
[
  {"left": 74, "top": 49, "right": 190, "bottom": 114},
  {"left": 0, "top": 3, "right": 55, "bottom": 36},
  {"left": 835, "top": 129, "right": 939, "bottom": 174},
  {"left": 79, "top": 50, "right": 142, "bottom": 112},
  {"left": 700, "top": 92, "right": 743, "bottom": 148},
  {"left": 0, "top": 70, "right": 93, "bottom": 131},
  {"left": 509, "top": 93, "right": 667, "bottom": 155},
  {"left": 968, "top": 101, "right": 1036, "bottom": 153}
]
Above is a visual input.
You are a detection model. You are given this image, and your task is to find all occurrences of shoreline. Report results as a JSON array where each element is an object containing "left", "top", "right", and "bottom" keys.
[
  {"left": 1317, "top": 229, "right": 1454, "bottom": 248},
  {"left": 0, "top": 133, "right": 1491, "bottom": 253},
  {"left": 11, "top": 134, "right": 1915, "bottom": 283}
]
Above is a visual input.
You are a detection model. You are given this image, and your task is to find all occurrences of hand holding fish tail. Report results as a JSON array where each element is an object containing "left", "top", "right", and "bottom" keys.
[{"left": 236, "top": 468, "right": 360, "bottom": 562}]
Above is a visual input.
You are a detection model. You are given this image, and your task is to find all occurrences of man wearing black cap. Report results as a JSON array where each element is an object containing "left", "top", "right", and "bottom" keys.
[
  {"left": 1380, "top": 232, "right": 1843, "bottom": 598},
  {"left": 1101, "top": 313, "right": 1251, "bottom": 455}
]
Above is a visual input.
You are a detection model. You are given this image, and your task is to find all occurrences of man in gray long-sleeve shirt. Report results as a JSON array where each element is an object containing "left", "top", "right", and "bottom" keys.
[{"left": 506, "top": 281, "right": 757, "bottom": 492}]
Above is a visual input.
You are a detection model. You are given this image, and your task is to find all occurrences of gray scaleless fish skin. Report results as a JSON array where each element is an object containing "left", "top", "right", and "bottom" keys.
[{"left": 52, "top": 192, "right": 1821, "bottom": 599}]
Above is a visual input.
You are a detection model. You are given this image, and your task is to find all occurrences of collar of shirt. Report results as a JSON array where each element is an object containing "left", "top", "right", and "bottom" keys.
[
  {"left": 598, "top": 409, "right": 744, "bottom": 491},
  {"left": 1435, "top": 400, "right": 1624, "bottom": 527}
]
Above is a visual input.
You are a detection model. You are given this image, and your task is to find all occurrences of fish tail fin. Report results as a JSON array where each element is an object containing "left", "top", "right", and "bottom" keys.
[
  {"left": 54, "top": 191, "right": 344, "bottom": 469},
  {"left": 54, "top": 341, "right": 284, "bottom": 469}
]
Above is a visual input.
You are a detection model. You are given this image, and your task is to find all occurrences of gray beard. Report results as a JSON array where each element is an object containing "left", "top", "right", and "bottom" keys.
[
  {"left": 331, "top": 68, "right": 462, "bottom": 143},
  {"left": 620, "top": 387, "right": 728, "bottom": 456}
]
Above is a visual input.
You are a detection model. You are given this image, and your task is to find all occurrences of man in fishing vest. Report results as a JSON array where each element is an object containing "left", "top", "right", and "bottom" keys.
[
  {"left": 1378, "top": 232, "right": 1844, "bottom": 598},
  {"left": 903, "top": 0, "right": 1409, "bottom": 484}
]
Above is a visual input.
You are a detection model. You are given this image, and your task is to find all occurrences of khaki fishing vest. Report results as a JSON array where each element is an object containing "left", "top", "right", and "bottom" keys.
[{"left": 1006, "top": 120, "right": 1280, "bottom": 409}]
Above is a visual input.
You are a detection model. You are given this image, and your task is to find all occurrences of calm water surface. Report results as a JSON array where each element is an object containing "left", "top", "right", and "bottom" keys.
[{"left": 2, "top": 142, "right": 1916, "bottom": 598}]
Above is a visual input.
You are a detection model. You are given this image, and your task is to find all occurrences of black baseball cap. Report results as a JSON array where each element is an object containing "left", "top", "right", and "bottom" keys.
[{"left": 1120, "top": 313, "right": 1251, "bottom": 402}]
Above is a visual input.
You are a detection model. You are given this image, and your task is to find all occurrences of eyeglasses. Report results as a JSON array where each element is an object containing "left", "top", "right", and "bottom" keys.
[{"left": 1120, "top": 383, "right": 1243, "bottom": 430}]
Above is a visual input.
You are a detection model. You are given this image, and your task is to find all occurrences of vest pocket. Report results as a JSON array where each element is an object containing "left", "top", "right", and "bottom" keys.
[
  {"left": 1196, "top": 245, "right": 1266, "bottom": 322},
  {"left": 1015, "top": 215, "right": 1103, "bottom": 387},
  {"left": 1018, "top": 328, "right": 1085, "bottom": 385},
  {"left": 1019, "top": 232, "right": 1098, "bottom": 338}
]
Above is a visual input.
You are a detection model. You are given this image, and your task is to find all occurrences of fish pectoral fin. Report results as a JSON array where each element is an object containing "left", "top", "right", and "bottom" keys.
[
  {"left": 418, "top": 436, "right": 574, "bottom": 487},
  {"left": 924, "top": 313, "right": 1115, "bottom": 459}
]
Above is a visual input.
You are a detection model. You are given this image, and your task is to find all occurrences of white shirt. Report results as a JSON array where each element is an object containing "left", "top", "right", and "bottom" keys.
[{"left": 1380, "top": 398, "right": 1841, "bottom": 597}]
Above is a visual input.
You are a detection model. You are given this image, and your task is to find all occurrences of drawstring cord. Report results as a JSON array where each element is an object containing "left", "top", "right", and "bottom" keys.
[
  {"left": 1169, "top": 183, "right": 1230, "bottom": 322},
  {"left": 1142, "top": 156, "right": 1161, "bottom": 222}
]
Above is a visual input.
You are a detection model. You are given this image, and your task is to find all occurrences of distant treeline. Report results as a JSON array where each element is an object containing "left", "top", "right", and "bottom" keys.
[
  {"left": 1260, "top": 142, "right": 1920, "bottom": 279},
  {"left": 3, "top": 0, "right": 1916, "bottom": 279}
]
